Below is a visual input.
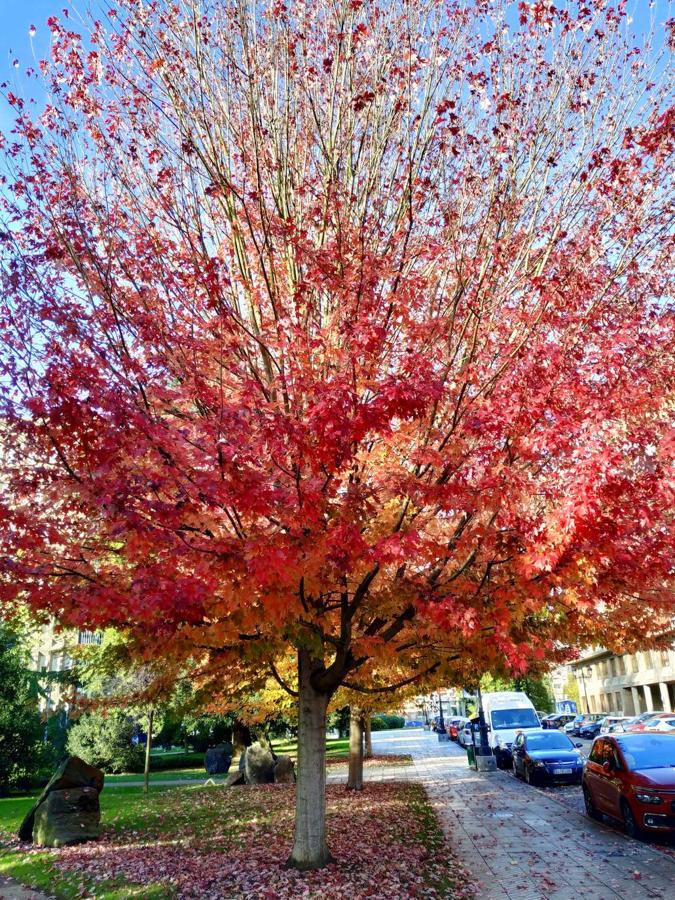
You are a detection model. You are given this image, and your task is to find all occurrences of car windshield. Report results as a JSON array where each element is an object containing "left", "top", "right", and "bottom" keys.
[
  {"left": 491, "top": 709, "right": 539, "bottom": 730},
  {"left": 526, "top": 733, "right": 575, "bottom": 751},
  {"left": 617, "top": 734, "right": 675, "bottom": 770}
]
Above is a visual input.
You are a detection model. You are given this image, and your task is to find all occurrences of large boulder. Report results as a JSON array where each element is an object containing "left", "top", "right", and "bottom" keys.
[
  {"left": 19, "top": 756, "right": 104, "bottom": 842},
  {"left": 224, "top": 769, "right": 245, "bottom": 787},
  {"left": 33, "top": 787, "right": 101, "bottom": 848},
  {"left": 243, "top": 742, "right": 276, "bottom": 784},
  {"left": 273, "top": 755, "right": 296, "bottom": 784},
  {"left": 205, "top": 742, "right": 233, "bottom": 775}
]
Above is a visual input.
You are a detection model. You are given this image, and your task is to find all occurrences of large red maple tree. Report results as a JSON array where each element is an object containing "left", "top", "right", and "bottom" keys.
[{"left": 1, "top": 0, "right": 674, "bottom": 868}]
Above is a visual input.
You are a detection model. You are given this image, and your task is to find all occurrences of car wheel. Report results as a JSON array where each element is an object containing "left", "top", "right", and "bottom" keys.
[
  {"left": 583, "top": 786, "right": 602, "bottom": 821},
  {"left": 621, "top": 800, "right": 642, "bottom": 840}
]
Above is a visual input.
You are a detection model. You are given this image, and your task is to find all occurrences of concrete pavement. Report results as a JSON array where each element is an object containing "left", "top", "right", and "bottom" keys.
[{"left": 368, "top": 728, "right": 675, "bottom": 900}]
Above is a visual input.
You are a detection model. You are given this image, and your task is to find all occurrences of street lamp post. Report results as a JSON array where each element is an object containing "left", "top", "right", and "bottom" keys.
[
  {"left": 579, "top": 666, "right": 591, "bottom": 713},
  {"left": 437, "top": 690, "right": 449, "bottom": 742}
]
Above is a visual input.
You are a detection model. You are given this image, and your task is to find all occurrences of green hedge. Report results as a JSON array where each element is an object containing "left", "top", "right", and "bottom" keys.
[
  {"left": 148, "top": 751, "right": 204, "bottom": 771},
  {"left": 370, "top": 714, "right": 405, "bottom": 731}
]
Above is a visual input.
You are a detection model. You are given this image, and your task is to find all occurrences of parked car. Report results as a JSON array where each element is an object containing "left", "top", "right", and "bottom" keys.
[
  {"left": 564, "top": 714, "right": 585, "bottom": 734},
  {"left": 639, "top": 713, "right": 675, "bottom": 733},
  {"left": 458, "top": 717, "right": 478, "bottom": 748},
  {"left": 626, "top": 711, "right": 673, "bottom": 733},
  {"left": 582, "top": 732, "right": 675, "bottom": 838},
  {"left": 540, "top": 714, "right": 559, "bottom": 729},
  {"left": 480, "top": 691, "right": 541, "bottom": 768},
  {"left": 545, "top": 713, "right": 577, "bottom": 730},
  {"left": 579, "top": 718, "right": 607, "bottom": 739},
  {"left": 568, "top": 714, "right": 604, "bottom": 737},
  {"left": 512, "top": 729, "right": 584, "bottom": 785},
  {"left": 447, "top": 717, "right": 466, "bottom": 741},
  {"left": 600, "top": 716, "right": 633, "bottom": 734}
]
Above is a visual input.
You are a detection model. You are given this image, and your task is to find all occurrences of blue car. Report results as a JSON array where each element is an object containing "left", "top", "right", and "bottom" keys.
[
  {"left": 579, "top": 718, "right": 605, "bottom": 739},
  {"left": 512, "top": 728, "right": 584, "bottom": 785}
]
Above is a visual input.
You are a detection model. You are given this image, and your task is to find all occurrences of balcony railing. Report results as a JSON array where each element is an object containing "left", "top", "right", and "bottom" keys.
[{"left": 77, "top": 630, "right": 102, "bottom": 645}]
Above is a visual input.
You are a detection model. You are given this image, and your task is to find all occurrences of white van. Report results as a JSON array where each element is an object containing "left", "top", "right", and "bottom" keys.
[{"left": 480, "top": 691, "right": 540, "bottom": 768}]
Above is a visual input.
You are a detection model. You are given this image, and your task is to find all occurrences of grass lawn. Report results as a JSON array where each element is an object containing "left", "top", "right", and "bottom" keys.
[
  {"left": 105, "top": 768, "right": 227, "bottom": 785},
  {"left": 103, "top": 738, "right": 411, "bottom": 784},
  {"left": 0, "top": 779, "right": 475, "bottom": 899},
  {"left": 271, "top": 735, "right": 350, "bottom": 758}
]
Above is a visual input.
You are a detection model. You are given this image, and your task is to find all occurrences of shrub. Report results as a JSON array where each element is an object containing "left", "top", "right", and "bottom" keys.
[
  {"left": 369, "top": 714, "right": 405, "bottom": 731},
  {"left": 66, "top": 710, "right": 144, "bottom": 773},
  {"left": 149, "top": 751, "right": 203, "bottom": 771}
]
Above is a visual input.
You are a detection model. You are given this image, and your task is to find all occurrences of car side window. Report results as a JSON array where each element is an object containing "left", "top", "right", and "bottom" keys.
[
  {"left": 610, "top": 744, "right": 623, "bottom": 770},
  {"left": 589, "top": 739, "right": 608, "bottom": 764}
]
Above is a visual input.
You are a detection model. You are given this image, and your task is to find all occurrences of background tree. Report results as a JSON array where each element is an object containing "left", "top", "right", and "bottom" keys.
[
  {"left": 0, "top": 622, "right": 51, "bottom": 793},
  {"left": 1, "top": 0, "right": 674, "bottom": 869}
]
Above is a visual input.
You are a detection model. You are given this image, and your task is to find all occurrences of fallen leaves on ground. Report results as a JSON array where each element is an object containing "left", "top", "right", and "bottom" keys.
[
  {"left": 5, "top": 782, "right": 476, "bottom": 899},
  {"left": 325, "top": 753, "right": 411, "bottom": 767}
]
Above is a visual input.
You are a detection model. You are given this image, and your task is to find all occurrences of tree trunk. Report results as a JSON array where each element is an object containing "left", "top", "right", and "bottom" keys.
[
  {"left": 286, "top": 650, "right": 333, "bottom": 870},
  {"left": 233, "top": 719, "right": 253, "bottom": 754},
  {"left": 346, "top": 706, "right": 364, "bottom": 790},
  {"left": 143, "top": 708, "right": 154, "bottom": 795},
  {"left": 364, "top": 715, "right": 372, "bottom": 759}
]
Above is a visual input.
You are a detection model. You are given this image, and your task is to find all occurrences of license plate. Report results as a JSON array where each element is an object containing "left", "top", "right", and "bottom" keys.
[{"left": 553, "top": 768, "right": 573, "bottom": 775}]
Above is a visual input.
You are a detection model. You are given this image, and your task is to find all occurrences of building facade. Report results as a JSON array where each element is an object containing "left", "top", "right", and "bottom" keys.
[
  {"left": 570, "top": 644, "right": 675, "bottom": 716},
  {"left": 30, "top": 623, "right": 101, "bottom": 712}
]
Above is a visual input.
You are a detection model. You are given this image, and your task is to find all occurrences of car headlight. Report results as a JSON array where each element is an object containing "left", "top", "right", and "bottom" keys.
[
  {"left": 531, "top": 759, "right": 546, "bottom": 768},
  {"left": 633, "top": 790, "right": 662, "bottom": 805}
]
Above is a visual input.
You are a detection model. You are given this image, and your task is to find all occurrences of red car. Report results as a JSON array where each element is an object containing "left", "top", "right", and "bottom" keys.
[
  {"left": 582, "top": 732, "right": 675, "bottom": 838},
  {"left": 446, "top": 717, "right": 466, "bottom": 741}
]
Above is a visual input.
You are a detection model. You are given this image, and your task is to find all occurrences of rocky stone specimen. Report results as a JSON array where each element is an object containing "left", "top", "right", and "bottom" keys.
[
  {"left": 19, "top": 756, "right": 104, "bottom": 843},
  {"left": 243, "top": 742, "right": 276, "bottom": 784},
  {"left": 273, "top": 755, "right": 296, "bottom": 784},
  {"left": 224, "top": 770, "right": 246, "bottom": 787},
  {"left": 204, "top": 742, "right": 233, "bottom": 775},
  {"left": 32, "top": 787, "right": 101, "bottom": 848}
]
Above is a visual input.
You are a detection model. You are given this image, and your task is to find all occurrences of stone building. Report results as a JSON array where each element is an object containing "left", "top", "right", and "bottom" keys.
[
  {"left": 30, "top": 623, "right": 101, "bottom": 712},
  {"left": 570, "top": 643, "right": 675, "bottom": 716}
]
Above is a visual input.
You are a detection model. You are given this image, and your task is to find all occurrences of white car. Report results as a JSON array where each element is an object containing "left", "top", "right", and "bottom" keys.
[
  {"left": 640, "top": 713, "right": 675, "bottom": 732},
  {"left": 599, "top": 716, "right": 632, "bottom": 734},
  {"left": 458, "top": 718, "right": 478, "bottom": 748},
  {"left": 480, "top": 691, "right": 541, "bottom": 768}
]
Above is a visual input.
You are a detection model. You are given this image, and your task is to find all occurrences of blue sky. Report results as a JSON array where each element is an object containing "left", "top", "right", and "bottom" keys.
[
  {"left": 0, "top": 1, "right": 671, "bottom": 132},
  {"left": 1, "top": 1, "right": 671, "bottom": 62}
]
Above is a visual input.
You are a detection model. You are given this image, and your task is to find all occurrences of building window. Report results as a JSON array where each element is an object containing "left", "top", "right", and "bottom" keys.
[
  {"left": 78, "top": 631, "right": 102, "bottom": 645},
  {"left": 660, "top": 649, "right": 671, "bottom": 667}
]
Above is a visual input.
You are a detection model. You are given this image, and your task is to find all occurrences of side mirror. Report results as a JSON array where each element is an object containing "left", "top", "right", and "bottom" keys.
[{"left": 602, "top": 761, "right": 612, "bottom": 774}]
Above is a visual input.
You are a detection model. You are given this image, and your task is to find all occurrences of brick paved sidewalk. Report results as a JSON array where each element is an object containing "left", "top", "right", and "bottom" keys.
[{"left": 369, "top": 728, "right": 675, "bottom": 900}]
